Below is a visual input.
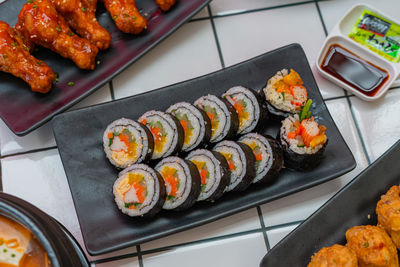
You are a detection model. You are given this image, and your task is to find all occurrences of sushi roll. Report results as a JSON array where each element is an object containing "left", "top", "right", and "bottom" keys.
[
  {"left": 139, "top": 111, "right": 184, "bottom": 160},
  {"left": 155, "top": 156, "right": 201, "bottom": 211},
  {"left": 166, "top": 102, "right": 211, "bottom": 152},
  {"left": 186, "top": 149, "right": 230, "bottom": 202},
  {"left": 113, "top": 164, "right": 166, "bottom": 217},
  {"left": 103, "top": 118, "right": 154, "bottom": 169},
  {"left": 279, "top": 99, "right": 328, "bottom": 171},
  {"left": 238, "top": 133, "right": 283, "bottom": 184},
  {"left": 262, "top": 69, "right": 308, "bottom": 119},
  {"left": 194, "top": 95, "right": 239, "bottom": 143},
  {"left": 213, "top": 140, "right": 256, "bottom": 192},
  {"left": 222, "top": 86, "right": 268, "bottom": 134}
]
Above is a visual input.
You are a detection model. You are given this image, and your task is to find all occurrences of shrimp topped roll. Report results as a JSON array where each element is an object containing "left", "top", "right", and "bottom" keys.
[
  {"left": 346, "top": 225, "right": 399, "bottom": 267},
  {"left": 307, "top": 244, "right": 358, "bottom": 267},
  {"left": 263, "top": 68, "right": 308, "bottom": 119},
  {"left": 376, "top": 185, "right": 400, "bottom": 250},
  {"left": 279, "top": 99, "right": 328, "bottom": 171}
]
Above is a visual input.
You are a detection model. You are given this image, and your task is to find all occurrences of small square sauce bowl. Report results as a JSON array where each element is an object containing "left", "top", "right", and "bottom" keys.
[{"left": 316, "top": 4, "right": 400, "bottom": 101}]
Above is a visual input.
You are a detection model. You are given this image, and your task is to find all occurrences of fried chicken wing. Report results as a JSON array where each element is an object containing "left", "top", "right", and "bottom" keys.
[
  {"left": 50, "top": 0, "right": 111, "bottom": 50},
  {"left": 101, "top": 0, "right": 147, "bottom": 34},
  {"left": 15, "top": 0, "right": 98, "bottom": 70},
  {"left": 376, "top": 185, "right": 400, "bottom": 250},
  {"left": 346, "top": 225, "right": 398, "bottom": 267},
  {"left": 0, "top": 21, "right": 54, "bottom": 93},
  {"left": 155, "top": 0, "right": 176, "bottom": 12},
  {"left": 307, "top": 244, "right": 358, "bottom": 267}
]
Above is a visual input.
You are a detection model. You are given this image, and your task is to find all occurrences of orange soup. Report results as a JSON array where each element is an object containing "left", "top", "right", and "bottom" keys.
[{"left": 0, "top": 214, "right": 50, "bottom": 267}]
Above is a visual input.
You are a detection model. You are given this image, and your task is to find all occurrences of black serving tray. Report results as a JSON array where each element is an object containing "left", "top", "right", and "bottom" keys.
[
  {"left": 260, "top": 140, "right": 400, "bottom": 266},
  {"left": 0, "top": 0, "right": 210, "bottom": 136},
  {"left": 52, "top": 43, "right": 356, "bottom": 256}
]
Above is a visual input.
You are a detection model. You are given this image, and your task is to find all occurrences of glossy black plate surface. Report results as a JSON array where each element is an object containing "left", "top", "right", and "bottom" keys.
[
  {"left": 260, "top": 140, "right": 400, "bottom": 267},
  {"left": 0, "top": 0, "right": 210, "bottom": 136},
  {"left": 52, "top": 43, "right": 356, "bottom": 256}
]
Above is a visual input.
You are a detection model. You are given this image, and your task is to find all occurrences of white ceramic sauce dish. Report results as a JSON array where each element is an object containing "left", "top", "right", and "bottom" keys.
[{"left": 316, "top": 4, "right": 400, "bottom": 101}]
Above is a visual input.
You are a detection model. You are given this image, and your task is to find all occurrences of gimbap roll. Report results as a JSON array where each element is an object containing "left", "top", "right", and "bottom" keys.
[
  {"left": 213, "top": 140, "right": 256, "bottom": 192},
  {"left": 139, "top": 111, "right": 184, "bottom": 160},
  {"left": 166, "top": 102, "right": 211, "bottom": 152},
  {"left": 194, "top": 95, "right": 239, "bottom": 143},
  {"left": 279, "top": 100, "right": 328, "bottom": 171},
  {"left": 155, "top": 156, "right": 201, "bottom": 211},
  {"left": 263, "top": 69, "right": 308, "bottom": 119},
  {"left": 186, "top": 149, "right": 230, "bottom": 202},
  {"left": 239, "top": 133, "right": 283, "bottom": 184},
  {"left": 113, "top": 164, "right": 166, "bottom": 217},
  {"left": 222, "top": 86, "right": 268, "bottom": 134},
  {"left": 103, "top": 118, "right": 154, "bottom": 169}
]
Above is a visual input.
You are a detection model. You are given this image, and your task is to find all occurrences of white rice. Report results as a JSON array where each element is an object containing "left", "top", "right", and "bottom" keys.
[
  {"left": 155, "top": 157, "right": 192, "bottom": 210},
  {"left": 113, "top": 164, "right": 160, "bottom": 217},
  {"left": 194, "top": 95, "right": 231, "bottom": 143},
  {"left": 239, "top": 133, "right": 273, "bottom": 183},
  {"left": 186, "top": 149, "right": 222, "bottom": 201},
  {"left": 103, "top": 118, "right": 151, "bottom": 168},
  {"left": 213, "top": 141, "right": 245, "bottom": 192},
  {"left": 280, "top": 114, "right": 323, "bottom": 154},
  {"left": 263, "top": 69, "right": 302, "bottom": 113},
  {"left": 167, "top": 102, "right": 206, "bottom": 152},
  {"left": 139, "top": 111, "right": 178, "bottom": 160},
  {"left": 222, "top": 86, "right": 260, "bottom": 134}
]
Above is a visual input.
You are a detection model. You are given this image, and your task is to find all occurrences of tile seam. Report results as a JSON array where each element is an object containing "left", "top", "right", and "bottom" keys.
[
  {"left": 207, "top": 5, "right": 225, "bottom": 68},
  {"left": 0, "top": 146, "right": 58, "bottom": 160},
  {"left": 256, "top": 206, "right": 271, "bottom": 250}
]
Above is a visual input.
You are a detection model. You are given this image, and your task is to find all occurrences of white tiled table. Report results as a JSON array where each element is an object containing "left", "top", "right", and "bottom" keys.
[{"left": 1, "top": 0, "right": 400, "bottom": 266}]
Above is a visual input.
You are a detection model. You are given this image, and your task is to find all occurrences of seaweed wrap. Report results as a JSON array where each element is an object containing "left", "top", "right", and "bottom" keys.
[
  {"left": 213, "top": 140, "right": 256, "bottom": 192},
  {"left": 139, "top": 111, "right": 184, "bottom": 160},
  {"left": 103, "top": 118, "right": 154, "bottom": 169},
  {"left": 194, "top": 94, "right": 239, "bottom": 143},
  {"left": 113, "top": 164, "right": 166, "bottom": 217},
  {"left": 186, "top": 149, "right": 230, "bottom": 202},
  {"left": 155, "top": 156, "right": 201, "bottom": 211},
  {"left": 239, "top": 133, "right": 283, "bottom": 184},
  {"left": 222, "top": 86, "right": 268, "bottom": 134},
  {"left": 262, "top": 69, "right": 308, "bottom": 119},
  {"left": 279, "top": 100, "right": 328, "bottom": 171},
  {"left": 167, "top": 102, "right": 211, "bottom": 152}
]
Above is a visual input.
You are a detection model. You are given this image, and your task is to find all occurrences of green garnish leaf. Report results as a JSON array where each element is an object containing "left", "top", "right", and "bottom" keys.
[
  {"left": 27, "top": 0, "right": 33, "bottom": 3},
  {"left": 11, "top": 42, "right": 18, "bottom": 47},
  {"left": 123, "top": 13, "right": 129, "bottom": 17},
  {"left": 132, "top": 16, "right": 136, "bottom": 20},
  {"left": 81, "top": 7, "right": 87, "bottom": 12},
  {"left": 37, "top": 60, "right": 43, "bottom": 65},
  {"left": 299, "top": 99, "right": 312, "bottom": 122},
  {"left": 33, "top": 4, "right": 37, "bottom": 8},
  {"left": 2, "top": 54, "right": 8, "bottom": 59},
  {"left": 112, "top": 15, "right": 118, "bottom": 20},
  {"left": 362, "top": 242, "right": 369, "bottom": 248},
  {"left": 333, "top": 259, "right": 337, "bottom": 263},
  {"left": 68, "top": 32, "right": 75, "bottom": 36},
  {"left": 67, "top": 81, "right": 74, "bottom": 86},
  {"left": 56, "top": 26, "right": 62, "bottom": 32}
]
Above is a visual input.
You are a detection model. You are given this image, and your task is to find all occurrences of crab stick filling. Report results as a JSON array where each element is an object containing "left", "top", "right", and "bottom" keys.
[
  {"left": 191, "top": 160, "right": 209, "bottom": 193},
  {"left": 107, "top": 128, "right": 138, "bottom": 165},
  {"left": 224, "top": 95, "right": 249, "bottom": 130},
  {"left": 116, "top": 173, "right": 147, "bottom": 210},
  {"left": 160, "top": 166, "right": 180, "bottom": 202},
  {"left": 275, "top": 69, "right": 308, "bottom": 110},
  {"left": 140, "top": 118, "right": 167, "bottom": 154},
  {"left": 287, "top": 117, "right": 327, "bottom": 148}
]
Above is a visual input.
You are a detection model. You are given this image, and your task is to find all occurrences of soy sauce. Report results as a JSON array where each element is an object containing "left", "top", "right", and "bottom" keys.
[{"left": 321, "top": 44, "right": 389, "bottom": 97}]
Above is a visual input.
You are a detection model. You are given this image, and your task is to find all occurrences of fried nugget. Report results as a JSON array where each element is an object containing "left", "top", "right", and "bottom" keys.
[
  {"left": 376, "top": 185, "right": 400, "bottom": 250},
  {"left": 307, "top": 244, "right": 358, "bottom": 267},
  {"left": 346, "top": 225, "right": 398, "bottom": 267}
]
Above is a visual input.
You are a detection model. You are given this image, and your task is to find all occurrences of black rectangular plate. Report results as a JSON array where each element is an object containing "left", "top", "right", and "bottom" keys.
[
  {"left": 52, "top": 43, "right": 356, "bottom": 256},
  {"left": 0, "top": 0, "right": 210, "bottom": 136},
  {"left": 260, "top": 140, "right": 400, "bottom": 267}
]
